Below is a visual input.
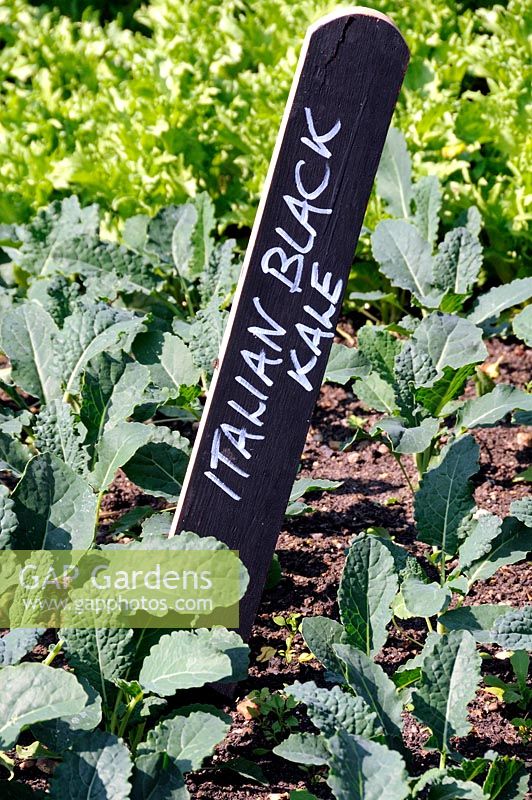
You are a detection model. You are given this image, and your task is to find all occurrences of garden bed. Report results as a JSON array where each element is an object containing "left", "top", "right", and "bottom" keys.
[
  {"left": 185, "top": 337, "right": 531, "bottom": 799},
  {"left": 6, "top": 337, "right": 530, "bottom": 798}
]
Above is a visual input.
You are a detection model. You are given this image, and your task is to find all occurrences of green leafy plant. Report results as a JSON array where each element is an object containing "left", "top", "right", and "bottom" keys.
[
  {"left": 245, "top": 687, "right": 299, "bottom": 745},
  {"left": 0, "top": 514, "right": 249, "bottom": 798},
  {"left": 273, "top": 612, "right": 314, "bottom": 665},
  {"left": 325, "top": 309, "right": 532, "bottom": 487},
  {"left": 484, "top": 651, "right": 532, "bottom": 742},
  {"left": 285, "top": 478, "right": 343, "bottom": 517},
  {"left": 0, "top": 0, "right": 529, "bottom": 280},
  {"left": 0, "top": 296, "right": 198, "bottom": 545},
  {"left": 300, "top": 481, "right": 531, "bottom": 651},
  {"left": 0, "top": 193, "right": 241, "bottom": 387},
  {"left": 274, "top": 512, "right": 531, "bottom": 797},
  {"left": 275, "top": 634, "right": 529, "bottom": 798},
  {"left": 356, "top": 127, "right": 532, "bottom": 323}
]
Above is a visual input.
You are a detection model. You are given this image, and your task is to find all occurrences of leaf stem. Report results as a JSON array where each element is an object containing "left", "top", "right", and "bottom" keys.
[
  {"left": 335, "top": 325, "right": 356, "bottom": 346},
  {"left": 439, "top": 749, "right": 447, "bottom": 769},
  {"left": 117, "top": 691, "right": 144, "bottom": 739},
  {"left": 392, "top": 616, "right": 423, "bottom": 649},
  {"left": 393, "top": 454, "right": 416, "bottom": 494},
  {"left": 425, "top": 617, "right": 434, "bottom": 633},
  {"left": 109, "top": 688, "right": 124, "bottom": 734},
  {"left": 131, "top": 722, "right": 146, "bottom": 755},
  {"left": 43, "top": 638, "right": 64, "bottom": 666}
]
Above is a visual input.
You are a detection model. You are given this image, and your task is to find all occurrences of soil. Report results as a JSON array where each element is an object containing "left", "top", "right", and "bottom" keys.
[{"left": 2, "top": 338, "right": 531, "bottom": 798}]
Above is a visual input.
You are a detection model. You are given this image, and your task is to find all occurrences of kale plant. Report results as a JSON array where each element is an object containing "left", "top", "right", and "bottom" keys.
[
  {"left": 273, "top": 490, "right": 531, "bottom": 798},
  {"left": 325, "top": 309, "right": 532, "bottom": 485},
  {"left": 0, "top": 516, "right": 249, "bottom": 798},
  {"left": 350, "top": 127, "right": 532, "bottom": 326},
  {"left": 0, "top": 193, "right": 241, "bottom": 387}
]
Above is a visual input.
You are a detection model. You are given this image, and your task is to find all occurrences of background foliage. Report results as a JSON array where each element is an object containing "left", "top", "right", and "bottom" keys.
[{"left": 0, "top": 0, "right": 530, "bottom": 280}]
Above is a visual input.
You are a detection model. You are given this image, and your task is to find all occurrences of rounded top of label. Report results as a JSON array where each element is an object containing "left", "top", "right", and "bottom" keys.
[{"left": 308, "top": 6, "right": 405, "bottom": 41}]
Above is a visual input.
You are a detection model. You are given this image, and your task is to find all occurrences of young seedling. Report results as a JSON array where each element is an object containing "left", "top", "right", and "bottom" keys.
[{"left": 484, "top": 651, "right": 532, "bottom": 742}]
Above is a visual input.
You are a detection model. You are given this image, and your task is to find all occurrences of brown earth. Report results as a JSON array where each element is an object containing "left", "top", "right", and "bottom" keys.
[{"left": 2, "top": 338, "right": 531, "bottom": 798}]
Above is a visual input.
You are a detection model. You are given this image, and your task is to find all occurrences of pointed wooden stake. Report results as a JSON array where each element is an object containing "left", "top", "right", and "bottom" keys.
[{"left": 170, "top": 7, "right": 409, "bottom": 637}]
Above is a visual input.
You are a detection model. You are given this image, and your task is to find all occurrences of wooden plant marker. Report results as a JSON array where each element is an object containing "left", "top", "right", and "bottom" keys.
[{"left": 170, "top": 7, "right": 409, "bottom": 638}]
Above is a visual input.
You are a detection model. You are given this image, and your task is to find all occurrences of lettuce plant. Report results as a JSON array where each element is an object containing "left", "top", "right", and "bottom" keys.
[{"left": 0, "top": 0, "right": 529, "bottom": 279}]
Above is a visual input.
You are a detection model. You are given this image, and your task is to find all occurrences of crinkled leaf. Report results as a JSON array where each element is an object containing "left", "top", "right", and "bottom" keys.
[
  {"left": 376, "top": 128, "right": 412, "bottom": 218},
  {"left": 199, "top": 239, "right": 239, "bottom": 303},
  {"left": 132, "top": 752, "right": 188, "bottom": 800},
  {"left": 338, "top": 534, "right": 397, "bottom": 656},
  {"left": 433, "top": 227, "right": 482, "bottom": 295},
  {"left": 439, "top": 605, "right": 513, "bottom": 644},
  {"left": 491, "top": 606, "right": 532, "bottom": 651},
  {"left": 0, "top": 485, "right": 18, "bottom": 548},
  {"left": 49, "top": 730, "right": 132, "bottom": 800},
  {"left": 57, "top": 302, "right": 146, "bottom": 397},
  {"left": 415, "top": 435, "right": 479, "bottom": 557},
  {"left": 513, "top": 305, "right": 532, "bottom": 346},
  {"left": 464, "top": 516, "right": 532, "bottom": 586},
  {"left": 371, "top": 220, "right": 441, "bottom": 307},
  {"left": 413, "top": 175, "right": 441, "bottom": 245},
  {"left": 27, "top": 274, "right": 81, "bottom": 327},
  {"left": 407, "top": 313, "right": 487, "bottom": 388},
  {"left": 5, "top": 197, "right": 99, "bottom": 278},
  {"left": 457, "top": 512, "right": 503, "bottom": 571},
  {"left": 11, "top": 453, "right": 97, "bottom": 549},
  {"left": 52, "top": 236, "right": 159, "bottom": 294},
  {"left": 327, "top": 731, "right": 410, "bottom": 800},
  {"left": 186, "top": 297, "right": 227, "bottom": 375},
  {"left": 0, "top": 302, "right": 61, "bottom": 402},
  {"left": 334, "top": 644, "right": 404, "bottom": 749},
  {"left": 286, "top": 680, "right": 380, "bottom": 738},
  {"left": 412, "top": 631, "right": 481, "bottom": 752},
  {"left": 138, "top": 710, "right": 230, "bottom": 772},
  {"left": 0, "top": 662, "right": 89, "bottom": 749},
  {"left": 34, "top": 399, "right": 89, "bottom": 474},
  {"left": 139, "top": 630, "right": 233, "bottom": 695},
  {"left": 456, "top": 384, "right": 532, "bottom": 430},
  {"left": 357, "top": 326, "right": 402, "bottom": 385},
  {"left": 510, "top": 497, "right": 532, "bottom": 527},
  {"left": 468, "top": 277, "right": 532, "bottom": 327},
  {"left": 61, "top": 627, "right": 135, "bottom": 709},
  {"left": 300, "top": 617, "right": 348, "bottom": 678},
  {"left": 188, "top": 193, "right": 215, "bottom": 279},
  {"left": 0, "top": 628, "right": 43, "bottom": 666},
  {"left": 273, "top": 733, "right": 330, "bottom": 766}
]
